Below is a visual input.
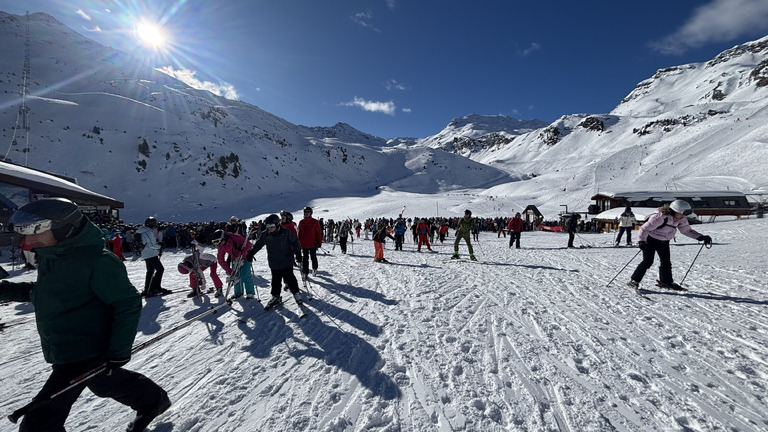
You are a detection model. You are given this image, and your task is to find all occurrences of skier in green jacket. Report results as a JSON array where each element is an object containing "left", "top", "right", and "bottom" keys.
[
  {"left": 452, "top": 209, "right": 478, "bottom": 261},
  {"left": 0, "top": 198, "right": 169, "bottom": 432}
]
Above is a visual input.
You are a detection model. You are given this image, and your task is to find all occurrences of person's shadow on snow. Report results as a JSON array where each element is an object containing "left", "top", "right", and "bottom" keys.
[{"left": 291, "top": 313, "right": 401, "bottom": 400}]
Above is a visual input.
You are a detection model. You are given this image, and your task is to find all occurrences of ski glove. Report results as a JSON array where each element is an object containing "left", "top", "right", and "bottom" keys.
[
  {"left": 246, "top": 250, "right": 256, "bottom": 262},
  {"left": 106, "top": 357, "right": 130, "bottom": 376},
  {"left": 638, "top": 241, "right": 647, "bottom": 251},
  {"left": 697, "top": 235, "right": 712, "bottom": 246}
]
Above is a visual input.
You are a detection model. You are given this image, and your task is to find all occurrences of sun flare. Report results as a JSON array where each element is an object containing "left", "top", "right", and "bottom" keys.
[{"left": 134, "top": 20, "right": 167, "bottom": 49}]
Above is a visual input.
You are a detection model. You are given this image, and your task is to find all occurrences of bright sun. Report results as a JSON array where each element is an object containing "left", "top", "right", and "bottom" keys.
[{"left": 134, "top": 20, "right": 166, "bottom": 49}]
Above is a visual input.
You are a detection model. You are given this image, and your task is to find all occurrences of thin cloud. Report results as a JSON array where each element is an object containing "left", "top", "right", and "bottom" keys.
[
  {"left": 401, "top": 107, "right": 411, "bottom": 113},
  {"left": 156, "top": 66, "right": 240, "bottom": 100},
  {"left": 351, "top": 11, "right": 381, "bottom": 33},
  {"left": 385, "top": 79, "right": 406, "bottom": 91},
  {"left": 82, "top": 25, "right": 102, "bottom": 33},
  {"left": 75, "top": 9, "right": 91, "bottom": 20},
  {"left": 519, "top": 42, "right": 541, "bottom": 56},
  {"left": 385, "top": 0, "right": 396, "bottom": 10},
  {"left": 651, "top": 0, "right": 768, "bottom": 55},
  {"left": 341, "top": 97, "right": 396, "bottom": 115}
]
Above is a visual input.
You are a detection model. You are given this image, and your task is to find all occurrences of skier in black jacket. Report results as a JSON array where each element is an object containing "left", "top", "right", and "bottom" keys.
[{"left": 248, "top": 214, "right": 303, "bottom": 309}]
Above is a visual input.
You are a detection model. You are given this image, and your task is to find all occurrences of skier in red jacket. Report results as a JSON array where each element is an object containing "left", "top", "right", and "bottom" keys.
[{"left": 297, "top": 206, "right": 323, "bottom": 279}]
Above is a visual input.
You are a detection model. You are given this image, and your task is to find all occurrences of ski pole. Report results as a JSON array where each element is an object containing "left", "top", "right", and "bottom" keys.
[
  {"left": 250, "top": 266, "right": 261, "bottom": 302},
  {"left": 679, "top": 242, "right": 710, "bottom": 287},
  {"left": 7, "top": 301, "right": 231, "bottom": 424},
  {"left": 606, "top": 249, "right": 642, "bottom": 286}
]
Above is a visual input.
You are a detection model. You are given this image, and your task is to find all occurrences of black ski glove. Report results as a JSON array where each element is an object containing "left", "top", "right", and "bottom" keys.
[
  {"left": 638, "top": 241, "right": 647, "bottom": 251},
  {"left": 106, "top": 357, "right": 130, "bottom": 376},
  {"left": 246, "top": 249, "right": 255, "bottom": 262},
  {"left": 697, "top": 235, "right": 712, "bottom": 246}
]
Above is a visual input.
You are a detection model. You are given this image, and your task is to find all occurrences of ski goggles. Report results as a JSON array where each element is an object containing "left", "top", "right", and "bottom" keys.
[
  {"left": 14, "top": 219, "right": 53, "bottom": 235},
  {"left": 265, "top": 222, "right": 278, "bottom": 229}
]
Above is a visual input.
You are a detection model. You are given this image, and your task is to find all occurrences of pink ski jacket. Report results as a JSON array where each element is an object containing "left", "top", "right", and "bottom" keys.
[{"left": 638, "top": 209, "right": 702, "bottom": 242}]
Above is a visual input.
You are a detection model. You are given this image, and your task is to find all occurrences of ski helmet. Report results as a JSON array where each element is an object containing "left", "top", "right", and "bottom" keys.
[
  {"left": 264, "top": 214, "right": 280, "bottom": 228},
  {"left": 464, "top": 209, "right": 472, "bottom": 216},
  {"left": 230, "top": 215, "right": 238, "bottom": 223},
  {"left": 11, "top": 198, "right": 86, "bottom": 241},
  {"left": 303, "top": 206, "right": 313, "bottom": 215},
  {"left": 670, "top": 199, "right": 692, "bottom": 216},
  {"left": 145, "top": 216, "right": 158, "bottom": 228},
  {"left": 211, "top": 229, "right": 226, "bottom": 246}
]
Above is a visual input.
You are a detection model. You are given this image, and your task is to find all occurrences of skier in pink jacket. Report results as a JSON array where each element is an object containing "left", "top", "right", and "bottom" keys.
[
  {"left": 212, "top": 229, "right": 255, "bottom": 299},
  {"left": 628, "top": 200, "right": 712, "bottom": 290}
]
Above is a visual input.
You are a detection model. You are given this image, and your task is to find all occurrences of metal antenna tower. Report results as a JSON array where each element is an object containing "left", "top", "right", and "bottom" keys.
[{"left": 21, "top": 11, "right": 31, "bottom": 165}]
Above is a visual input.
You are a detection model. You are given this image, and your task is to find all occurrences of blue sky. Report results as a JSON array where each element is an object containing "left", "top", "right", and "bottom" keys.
[{"left": 3, "top": 0, "right": 768, "bottom": 138}]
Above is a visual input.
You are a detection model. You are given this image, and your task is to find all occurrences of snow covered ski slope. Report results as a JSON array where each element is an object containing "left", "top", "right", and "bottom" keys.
[{"left": 0, "top": 218, "right": 766, "bottom": 431}]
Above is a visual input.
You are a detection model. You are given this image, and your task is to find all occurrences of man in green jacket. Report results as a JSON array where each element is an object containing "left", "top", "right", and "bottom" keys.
[
  {"left": 0, "top": 198, "right": 169, "bottom": 432},
  {"left": 452, "top": 209, "right": 478, "bottom": 261}
]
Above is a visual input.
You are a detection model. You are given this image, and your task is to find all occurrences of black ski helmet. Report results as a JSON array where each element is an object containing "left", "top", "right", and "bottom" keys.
[
  {"left": 211, "top": 229, "right": 226, "bottom": 246},
  {"left": 11, "top": 198, "right": 86, "bottom": 241},
  {"left": 464, "top": 209, "right": 472, "bottom": 216},
  {"left": 145, "top": 216, "right": 158, "bottom": 228},
  {"left": 303, "top": 206, "right": 313, "bottom": 215},
  {"left": 264, "top": 214, "right": 280, "bottom": 228}
]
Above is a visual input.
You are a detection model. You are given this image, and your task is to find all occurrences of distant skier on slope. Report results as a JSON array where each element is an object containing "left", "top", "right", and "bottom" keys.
[
  {"left": 508, "top": 212, "right": 523, "bottom": 249},
  {"left": 136, "top": 216, "right": 171, "bottom": 296},
  {"left": 416, "top": 218, "right": 433, "bottom": 252},
  {"left": 248, "top": 214, "right": 304, "bottom": 309},
  {"left": 372, "top": 218, "right": 395, "bottom": 263},
  {"left": 627, "top": 200, "right": 712, "bottom": 290},
  {"left": 452, "top": 210, "right": 478, "bottom": 261},
  {"left": 615, "top": 206, "right": 637, "bottom": 246}
]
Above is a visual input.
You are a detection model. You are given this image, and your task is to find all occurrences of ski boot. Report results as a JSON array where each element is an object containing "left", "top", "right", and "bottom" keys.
[
  {"left": 293, "top": 293, "right": 303, "bottom": 306},
  {"left": 126, "top": 393, "right": 171, "bottom": 432},
  {"left": 657, "top": 280, "right": 686, "bottom": 291},
  {"left": 627, "top": 280, "right": 639, "bottom": 289},
  {"left": 451, "top": 252, "right": 460, "bottom": 260},
  {"left": 214, "top": 287, "right": 223, "bottom": 297},
  {"left": 469, "top": 255, "right": 477, "bottom": 261},
  {"left": 265, "top": 296, "right": 282, "bottom": 310}
]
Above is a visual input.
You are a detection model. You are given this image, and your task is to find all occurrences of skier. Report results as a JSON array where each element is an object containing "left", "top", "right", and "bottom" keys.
[
  {"left": 438, "top": 222, "right": 449, "bottom": 243},
  {"left": 177, "top": 238, "right": 223, "bottom": 297},
  {"left": 372, "top": 218, "right": 395, "bottom": 262},
  {"left": 212, "top": 228, "right": 255, "bottom": 299},
  {"left": 627, "top": 200, "right": 712, "bottom": 290},
  {"left": 507, "top": 212, "right": 523, "bottom": 249},
  {"left": 393, "top": 216, "right": 407, "bottom": 251},
  {"left": 297, "top": 206, "right": 322, "bottom": 278},
  {"left": 225, "top": 215, "right": 246, "bottom": 237},
  {"left": 415, "top": 218, "right": 433, "bottom": 252},
  {"left": 136, "top": 216, "right": 171, "bottom": 296},
  {"left": 247, "top": 214, "right": 304, "bottom": 309},
  {"left": 452, "top": 210, "right": 478, "bottom": 260},
  {"left": 280, "top": 210, "right": 298, "bottom": 237},
  {"left": 338, "top": 219, "right": 352, "bottom": 254},
  {"left": 566, "top": 213, "right": 580, "bottom": 248},
  {"left": 615, "top": 206, "right": 637, "bottom": 246},
  {"left": 0, "top": 198, "right": 170, "bottom": 432}
]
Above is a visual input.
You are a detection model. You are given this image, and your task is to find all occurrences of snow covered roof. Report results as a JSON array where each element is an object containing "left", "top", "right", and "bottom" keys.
[
  {"left": 592, "top": 207, "right": 655, "bottom": 222},
  {"left": 593, "top": 190, "right": 746, "bottom": 201},
  {"left": 0, "top": 161, "right": 123, "bottom": 208}
]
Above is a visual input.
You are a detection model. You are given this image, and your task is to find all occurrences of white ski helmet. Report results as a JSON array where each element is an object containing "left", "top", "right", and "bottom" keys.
[{"left": 670, "top": 199, "right": 692, "bottom": 216}]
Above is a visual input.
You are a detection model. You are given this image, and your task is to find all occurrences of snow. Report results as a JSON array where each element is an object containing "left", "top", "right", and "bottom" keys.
[{"left": 1, "top": 215, "right": 767, "bottom": 431}]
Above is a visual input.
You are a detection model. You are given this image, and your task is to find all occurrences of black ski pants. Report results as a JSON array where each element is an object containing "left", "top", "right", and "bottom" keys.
[
  {"left": 271, "top": 267, "right": 300, "bottom": 297},
  {"left": 301, "top": 247, "right": 318, "bottom": 274},
  {"left": 630, "top": 236, "right": 673, "bottom": 284},
  {"left": 509, "top": 232, "right": 521, "bottom": 248},
  {"left": 143, "top": 256, "right": 164, "bottom": 294},
  {"left": 20, "top": 357, "right": 167, "bottom": 432}
]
